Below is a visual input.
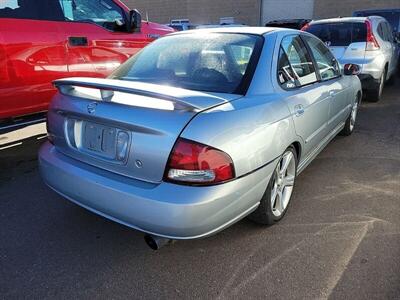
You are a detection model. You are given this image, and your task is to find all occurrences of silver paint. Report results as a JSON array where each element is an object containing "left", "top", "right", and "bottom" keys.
[{"left": 39, "top": 28, "right": 362, "bottom": 239}]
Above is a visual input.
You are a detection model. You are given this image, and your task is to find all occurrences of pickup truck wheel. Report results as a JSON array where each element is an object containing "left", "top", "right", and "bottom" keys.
[
  {"left": 340, "top": 95, "right": 360, "bottom": 136},
  {"left": 248, "top": 146, "right": 297, "bottom": 225}
]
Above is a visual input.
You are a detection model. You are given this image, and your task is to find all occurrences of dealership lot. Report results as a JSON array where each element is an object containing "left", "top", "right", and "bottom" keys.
[{"left": 1, "top": 80, "right": 399, "bottom": 298}]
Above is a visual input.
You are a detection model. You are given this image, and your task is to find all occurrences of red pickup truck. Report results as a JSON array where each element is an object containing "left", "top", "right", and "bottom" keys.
[{"left": 0, "top": 0, "right": 173, "bottom": 130}]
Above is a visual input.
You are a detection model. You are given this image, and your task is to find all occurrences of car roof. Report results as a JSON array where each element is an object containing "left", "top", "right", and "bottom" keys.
[
  {"left": 354, "top": 8, "right": 400, "bottom": 13},
  {"left": 310, "top": 16, "right": 385, "bottom": 25},
  {"left": 169, "top": 26, "right": 287, "bottom": 36}
]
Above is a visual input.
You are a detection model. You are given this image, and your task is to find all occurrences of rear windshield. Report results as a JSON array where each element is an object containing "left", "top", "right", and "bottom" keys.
[
  {"left": 110, "top": 33, "right": 263, "bottom": 94},
  {"left": 306, "top": 22, "right": 367, "bottom": 47}
]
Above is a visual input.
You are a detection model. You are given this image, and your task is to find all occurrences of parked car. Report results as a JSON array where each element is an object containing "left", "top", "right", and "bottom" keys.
[
  {"left": 353, "top": 9, "right": 400, "bottom": 33},
  {"left": 39, "top": 27, "right": 362, "bottom": 249},
  {"left": 353, "top": 9, "right": 400, "bottom": 73},
  {"left": 196, "top": 23, "right": 246, "bottom": 29},
  {"left": 166, "top": 19, "right": 197, "bottom": 31},
  {"left": 0, "top": 0, "right": 173, "bottom": 131},
  {"left": 265, "top": 18, "right": 311, "bottom": 30},
  {"left": 304, "top": 17, "right": 399, "bottom": 102}
]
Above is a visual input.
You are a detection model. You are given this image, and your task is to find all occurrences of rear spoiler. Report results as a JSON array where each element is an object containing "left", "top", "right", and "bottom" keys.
[{"left": 53, "top": 77, "right": 200, "bottom": 111}]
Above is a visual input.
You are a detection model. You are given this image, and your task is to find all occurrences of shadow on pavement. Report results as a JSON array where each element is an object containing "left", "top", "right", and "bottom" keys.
[{"left": 0, "top": 134, "right": 46, "bottom": 183}]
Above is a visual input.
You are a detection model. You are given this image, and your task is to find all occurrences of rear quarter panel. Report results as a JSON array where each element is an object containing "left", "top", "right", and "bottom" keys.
[
  {"left": 181, "top": 95, "right": 298, "bottom": 177},
  {"left": 181, "top": 31, "right": 300, "bottom": 177}
]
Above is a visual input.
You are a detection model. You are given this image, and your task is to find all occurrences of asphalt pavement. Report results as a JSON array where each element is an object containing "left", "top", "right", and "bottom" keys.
[{"left": 1, "top": 80, "right": 399, "bottom": 299}]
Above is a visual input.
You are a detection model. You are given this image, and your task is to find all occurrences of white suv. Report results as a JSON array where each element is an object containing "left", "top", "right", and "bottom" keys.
[{"left": 304, "top": 16, "right": 399, "bottom": 102}]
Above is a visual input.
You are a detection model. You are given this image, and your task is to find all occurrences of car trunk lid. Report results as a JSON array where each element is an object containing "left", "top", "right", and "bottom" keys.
[{"left": 48, "top": 77, "right": 241, "bottom": 183}]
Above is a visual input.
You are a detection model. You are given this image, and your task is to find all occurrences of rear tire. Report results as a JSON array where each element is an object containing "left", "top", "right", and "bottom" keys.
[
  {"left": 248, "top": 146, "right": 297, "bottom": 225},
  {"left": 365, "top": 70, "right": 385, "bottom": 102},
  {"left": 386, "top": 71, "right": 395, "bottom": 86},
  {"left": 340, "top": 94, "right": 360, "bottom": 136}
]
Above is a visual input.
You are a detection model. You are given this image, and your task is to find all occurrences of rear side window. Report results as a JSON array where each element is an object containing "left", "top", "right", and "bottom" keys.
[
  {"left": 384, "top": 22, "right": 394, "bottom": 42},
  {"left": 306, "top": 22, "right": 367, "bottom": 46},
  {"left": 278, "top": 35, "right": 318, "bottom": 89},
  {"left": 303, "top": 35, "right": 340, "bottom": 81}
]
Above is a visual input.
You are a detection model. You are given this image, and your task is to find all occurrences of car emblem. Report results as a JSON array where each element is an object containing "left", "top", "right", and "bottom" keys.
[
  {"left": 87, "top": 102, "right": 97, "bottom": 114},
  {"left": 325, "top": 41, "right": 332, "bottom": 47}
]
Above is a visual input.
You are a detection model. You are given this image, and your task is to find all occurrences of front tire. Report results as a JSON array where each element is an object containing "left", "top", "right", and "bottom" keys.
[{"left": 248, "top": 146, "right": 297, "bottom": 225}]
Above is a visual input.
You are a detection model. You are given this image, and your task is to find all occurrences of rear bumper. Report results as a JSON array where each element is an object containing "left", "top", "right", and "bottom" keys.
[
  {"left": 39, "top": 142, "right": 275, "bottom": 239},
  {"left": 339, "top": 54, "right": 385, "bottom": 84}
]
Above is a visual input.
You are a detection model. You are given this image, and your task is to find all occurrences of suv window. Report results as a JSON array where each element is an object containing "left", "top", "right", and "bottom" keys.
[
  {"left": 278, "top": 35, "right": 317, "bottom": 88},
  {"left": 384, "top": 22, "right": 394, "bottom": 42},
  {"left": 303, "top": 35, "right": 340, "bottom": 81},
  {"left": 377, "top": 23, "right": 386, "bottom": 41},
  {"left": 306, "top": 22, "right": 367, "bottom": 46},
  {"left": 0, "top": 0, "right": 64, "bottom": 21},
  {"left": 59, "top": 0, "right": 126, "bottom": 32}
]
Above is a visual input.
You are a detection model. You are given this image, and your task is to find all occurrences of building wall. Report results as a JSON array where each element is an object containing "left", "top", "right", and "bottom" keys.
[
  {"left": 123, "top": 0, "right": 261, "bottom": 26},
  {"left": 314, "top": 0, "right": 400, "bottom": 19},
  {"left": 261, "top": 0, "right": 314, "bottom": 24},
  {"left": 122, "top": 0, "right": 400, "bottom": 26}
]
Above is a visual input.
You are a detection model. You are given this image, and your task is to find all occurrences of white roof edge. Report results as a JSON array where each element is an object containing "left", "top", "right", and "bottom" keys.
[
  {"left": 168, "top": 26, "right": 293, "bottom": 36},
  {"left": 311, "top": 16, "right": 385, "bottom": 25}
]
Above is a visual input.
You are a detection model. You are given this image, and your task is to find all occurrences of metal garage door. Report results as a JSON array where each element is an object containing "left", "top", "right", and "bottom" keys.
[{"left": 261, "top": 0, "right": 314, "bottom": 25}]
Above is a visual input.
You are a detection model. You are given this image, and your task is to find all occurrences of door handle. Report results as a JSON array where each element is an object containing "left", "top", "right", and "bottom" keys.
[
  {"left": 329, "top": 90, "right": 336, "bottom": 97},
  {"left": 294, "top": 104, "right": 305, "bottom": 117},
  {"left": 68, "top": 36, "right": 88, "bottom": 47}
]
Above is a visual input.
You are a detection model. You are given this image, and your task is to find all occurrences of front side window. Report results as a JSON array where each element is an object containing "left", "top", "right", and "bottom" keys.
[
  {"left": 111, "top": 33, "right": 263, "bottom": 94},
  {"left": 58, "top": 0, "right": 126, "bottom": 31},
  {"left": 278, "top": 35, "right": 317, "bottom": 88},
  {"left": 303, "top": 35, "right": 340, "bottom": 81}
]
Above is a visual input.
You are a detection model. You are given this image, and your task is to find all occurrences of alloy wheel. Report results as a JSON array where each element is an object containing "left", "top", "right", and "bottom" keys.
[
  {"left": 378, "top": 72, "right": 385, "bottom": 98},
  {"left": 349, "top": 99, "right": 359, "bottom": 131},
  {"left": 270, "top": 151, "right": 296, "bottom": 217}
]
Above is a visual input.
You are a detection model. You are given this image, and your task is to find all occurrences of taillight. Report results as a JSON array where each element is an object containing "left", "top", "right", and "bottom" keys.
[
  {"left": 164, "top": 138, "right": 235, "bottom": 185},
  {"left": 365, "top": 20, "right": 380, "bottom": 51},
  {"left": 300, "top": 23, "right": 310, "bottom": 31}
]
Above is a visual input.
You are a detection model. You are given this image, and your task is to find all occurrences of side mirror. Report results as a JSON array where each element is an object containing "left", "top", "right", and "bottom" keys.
[
  {"left": 343, "top": 63, "right": 361, "bottom": 76},
  {"left": 127, "top": 9, "right": 142, "bottom": 33}
]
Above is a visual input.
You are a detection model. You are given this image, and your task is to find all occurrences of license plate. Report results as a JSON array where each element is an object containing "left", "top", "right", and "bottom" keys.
[{"left": 83, "top": 122, "right": 116, "bottom": 157}]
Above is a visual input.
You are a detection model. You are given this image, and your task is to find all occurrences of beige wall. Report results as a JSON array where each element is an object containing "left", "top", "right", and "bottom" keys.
[
  {"left": 122, "top": 0, "right": 261, "bottom": 26},
  {"left": 122, "top": 0, "right": 400, "bottom": 26},
  {"left": 314, "top": 0, "right": 400, "bottom": 19}
]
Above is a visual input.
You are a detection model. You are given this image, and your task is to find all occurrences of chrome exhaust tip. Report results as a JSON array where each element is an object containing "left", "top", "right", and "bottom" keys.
[{"left": 144, "top": 234, "right": 173, "bottom": 250}]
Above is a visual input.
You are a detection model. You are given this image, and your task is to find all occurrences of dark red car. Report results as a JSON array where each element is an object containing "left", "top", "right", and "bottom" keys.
[{"left": 0, "top": 0, "right": 173, "bottom": 129}]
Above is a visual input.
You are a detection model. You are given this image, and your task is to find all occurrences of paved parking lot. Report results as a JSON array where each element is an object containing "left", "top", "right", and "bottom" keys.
[{"left": 1, "top": 80, "right": 399, "bottom": 299}]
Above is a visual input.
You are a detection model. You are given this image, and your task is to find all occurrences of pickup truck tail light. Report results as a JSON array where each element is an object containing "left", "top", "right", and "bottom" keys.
[
  {"left": 365, "top": 20, "right": 380, "bottom": 51},
  {"left": 300, "top": 23, "right": 310, "bottom": 31},
  {"left": 165, "top": 138, "right": 235, "bottom": 185}
]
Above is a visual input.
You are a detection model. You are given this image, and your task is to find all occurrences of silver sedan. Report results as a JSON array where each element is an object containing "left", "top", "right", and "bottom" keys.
[{"left": 39, "top": 27, "right": 362, "bottom": 247}]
